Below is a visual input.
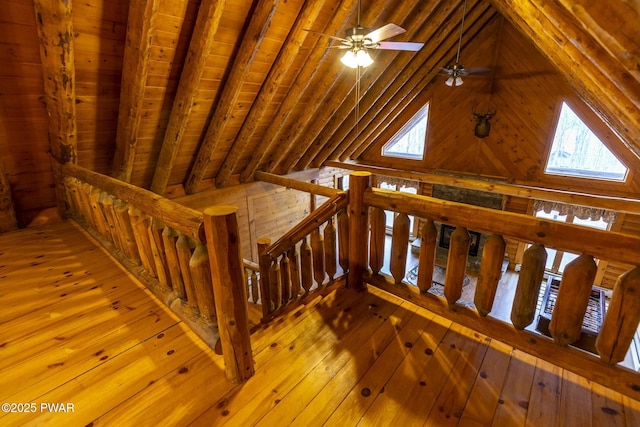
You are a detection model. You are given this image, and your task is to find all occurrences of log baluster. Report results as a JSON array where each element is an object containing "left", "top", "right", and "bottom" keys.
[
  {"left": 189, "top": 242, "right": 216, "bottom": 323},
  {"left": 269, "top": 257, "right": 282, "bottom": 310},
  {"left": 417, "top": 219, "right": 437, "bottom": 294},
  {"left": 176, "top": 235, "right": 197, "bottom": 310},
  {"left": 511, "top": 244, "right": 547, "bottom": 330},
  {"left": 549, "top": 254, "right": 598, "bottom": 346},
  {"left": 311, "top": 228, "right": 325, "bottom": 288},
  {"left": 596, "top": 266, "right": 640, "bottom": 364},
  {"left": 390, "top": 213, "right": 410, "bottom": 285},
  {"left": 444, "top": 226, "right": 470, "bottom": 306},
  {"left": 324, "top": 217, "right": 337, "bottom": 281},
  {"left": 369, "top": 207, "right": 386, "bottom": 275},
  {"left": 89, "top": 187, "right": 110, "bottom": 238},
  {"left": 257, "top": 238, "right": 272, "bottom": 316},
  {"left": 250, "top": 269, "right": 259, "bottom": 304},
  {"left": 163, "top": 227, "right": 185, "bottom": 297},
  {"left": 113, "top": 199, "right": 140, "bottom": 262},
  {"left": 203, "top": 206, "right": 254, "bottom": 383},
  {"left": 475, "top": 234, "right": 507, "bottom": 316},
  {"left": 129, "top": 209, "right": 157, "bottom": 276},
  {"left": 280, "top": 251, "right": 291, "bottom": 305},
  {"left": 98, "top": 192, "right": 121, "bottom": 250},
  {"left": 77, "top": 183, "right": 96, "bottom": 227},
  {"left": 337, "top": 209, "right": 349, "bottom": 274},
  {"left": 300, "top": 236, "right": 313, "bottom": 294},
  {"left": 348, "top": 172, "right": 371, "bottom": 291},
  {"left": 288, "top": 246, "right": 301, "bottom": 299},
  {"left": 63, "top": 177, "right": 81, "bottom": 217},
  {"left": 149, "top": 218, "right": 172, "bottom": 290}
]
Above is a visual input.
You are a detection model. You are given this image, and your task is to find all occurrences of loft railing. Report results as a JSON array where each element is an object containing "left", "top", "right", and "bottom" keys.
[
  {"left": 61, "top": 163, "right": 253, "bottom": 383},
  {"left": 347, "top": 171, "right": 640, "bottom": 401}
]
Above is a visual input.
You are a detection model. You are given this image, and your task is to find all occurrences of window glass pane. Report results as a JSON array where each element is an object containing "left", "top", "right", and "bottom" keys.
[
  {"left": 382, "top": 103, "right": 428, "bottom": 160},
  {"left": 545, "top": 102, "right": 628, "bottom": 181}
]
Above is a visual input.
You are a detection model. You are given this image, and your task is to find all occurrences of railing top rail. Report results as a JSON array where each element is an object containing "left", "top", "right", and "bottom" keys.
[
  {"left": 63, "top": 163, "right": 206, "bottom": 242},
  {"left": 266, "top": 192, "right": 347, "bottom": 258},
  {"left": 255, "top": 171, "right": 344, "bottom": 198},
  {"left": 329, "top": 161, "right": 640, "bottom": 215},
  {"left": 365, "top": 187, "right": 640, "bottom": 266}
]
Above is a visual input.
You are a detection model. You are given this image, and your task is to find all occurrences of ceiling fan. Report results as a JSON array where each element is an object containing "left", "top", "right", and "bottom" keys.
[
  {"left": 441, "top": 0, "right": 491, "bottom": 86},
  {"left": 306, "top": 0, "right": 424, "bottom": 69}
]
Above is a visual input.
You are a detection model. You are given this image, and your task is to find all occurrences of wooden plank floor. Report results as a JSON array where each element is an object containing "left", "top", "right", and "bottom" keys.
[{"left": 1, "top": 220, "right": 639, "bottom": 426}]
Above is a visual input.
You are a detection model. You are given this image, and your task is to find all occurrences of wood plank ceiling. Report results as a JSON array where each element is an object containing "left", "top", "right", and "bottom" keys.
[{"left": 0, "top": 0, "right": 638, "bottom": 221}]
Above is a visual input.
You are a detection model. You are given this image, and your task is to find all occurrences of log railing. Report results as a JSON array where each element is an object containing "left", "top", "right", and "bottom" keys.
[
  {"left": 61, "top": 163, "right": 253, "bottom": 383},
  {"left": 256, "top": 191, "right": 349, "bottom": 320},
  {"left": 348, "top": 171, "right": 640, "bottom": 400}
]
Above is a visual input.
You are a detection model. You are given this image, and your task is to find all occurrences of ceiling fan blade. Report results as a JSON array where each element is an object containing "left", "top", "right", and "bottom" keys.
[
  {"left": 365, "top": 23, "right": 405, "bottom": 43},
  {"left": 466, "top": 67, "right": 493, "bottom": 75},
  {"left": 377, "top": 41, "right": 424, "bottom": 51},
  {"left": 303, "top": 28, "right": 349, "bottom": 43}
]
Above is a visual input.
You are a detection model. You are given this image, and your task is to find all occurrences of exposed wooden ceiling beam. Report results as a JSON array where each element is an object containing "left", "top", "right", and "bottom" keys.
[
  {"left": 490, "top": 0, "right": 640, "bottom": 160},
  {"left": 279, "top": 1, "right": 429, "bottom": 174},
  {"left": 34, "top": 0, "right": 77, "bottom": 166},
  {"left": 184, "top": 0, "right": 281, "bottom": 194},
  {"left": 297, "top": 0, "right": 461, "bottom": 170},
  {"left": 238, "top": 0, "right": 359, "bottom": 184},
  {"left": 151, "top": 0, "right": 226, "bottom": 195},
  {"left": 261, "top": 0, "right": 397, "bottom": 176},
  {"left": 111, "top": 0, "right": 159, "bottom": 183},
  {"left": 214, "top": 0, "right": 329, "bottom": 188}
]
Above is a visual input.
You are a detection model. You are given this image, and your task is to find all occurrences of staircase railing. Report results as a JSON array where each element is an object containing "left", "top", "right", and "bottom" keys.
[
  {"left": 348, "top": 171, "right": 640, "bottom": 401},
  {"left": 61, "top": 163, "right": 253, "bottom": 383}
]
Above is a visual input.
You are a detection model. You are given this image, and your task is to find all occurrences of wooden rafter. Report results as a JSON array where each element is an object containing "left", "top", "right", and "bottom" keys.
[
  {"left": 238, "top": 0, "right": 360, "bottom": 184},
  {"left": 151, "top": 0, "right": 226, "bottom": 195},
  {"left": 490, "top": 0, "right": 640, "bottom": 160},
  {"left": 184, "top": 0, "right": 282, "bottom": 194},
  {"left": 33, "top": 0, "right": 78, "bottom": 215},
  {"left": 213, "top": 0, "right": 328, "bottom": 188},
  {"left": 276, "top": 1, "right": 424, "bottom": 174},
  {"left": 111, "top": 0, "right": 159, "bottom": 183}
]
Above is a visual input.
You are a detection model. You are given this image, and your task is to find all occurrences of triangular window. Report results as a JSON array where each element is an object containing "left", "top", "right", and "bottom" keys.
[
  {"left": 382, "top": 103, "right": 428, "bottom": 160},
  {"left": 545, "top": 102, "right": 628, "bottom": 181}
]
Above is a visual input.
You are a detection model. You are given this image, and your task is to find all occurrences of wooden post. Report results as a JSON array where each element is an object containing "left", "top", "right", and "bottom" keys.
[
  {"left": 511, "top": 244, "right": 547, "bottom": 330},
  {"left": 113, "top": 200, "right": 140, "bottom": 262},
  {"left": 250, "top": 270, "right": 259, "bottom": 304},
  {"left": 129, "top": 210, "right": 157, "bottom": 277},
  {"left": 149, "top": 218, "right": 172, "bottom": 290},
  {"left": 369, "top": 207, "right": 386, "bottom": 275},
  {"left": 257, "top": 237, "right": 272, "bottom": 317},
  {"left": 474, "top": 234, "right": 507, "bottom": 316},
  {"left": 390, "top": 213, "right": 410, "bottom": 285},
  {"left": 0, "top": 160, "right": 18, "bottom": 232},
  {"left": 269, "top": 260, "right": 281, "bottom": 310},
  {"left": 280, "top": 252, "right": 291, "bottom": 305},
  {"left": 311, "top": 228, "right": 325, "bottom": 288},
  {"left": 444, "top": 226, "right": 470, "bottom": 306},
  {"left": 550, "top": 254, "right": 598, "bottom": 346},
  {"left": 203, "top": 206, "right": 254, "bottom": 383},
  {"left": 597, "top": 267, "right": 640, "bottom": 364},
  {"left": 163, "top": 227, "right": 185, "bottom": 298},
  {"left": 417, "top": 220, "right": 437, "bottom": 294},
  {"left": 324, "top": 217, "right": 337, "bottom": 281},
  {"left": 288, "top": 246, "right": 301, "bottom": 299},
  {"left": 348, "top": 172, "right": 371, "bottom": 291}
]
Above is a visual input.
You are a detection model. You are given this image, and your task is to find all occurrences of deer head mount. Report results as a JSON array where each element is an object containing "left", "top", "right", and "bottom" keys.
[{"left": 472, "top": 109, "right": 496, "bottom": 138}]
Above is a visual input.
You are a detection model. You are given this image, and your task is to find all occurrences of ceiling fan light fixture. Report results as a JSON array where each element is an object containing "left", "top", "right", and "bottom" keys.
[
  {"left": 341, "top": 48, "right": 373, "bottom": 68},
  {"left": 445, "top": 75, "right": 463, "bottom": 87}
]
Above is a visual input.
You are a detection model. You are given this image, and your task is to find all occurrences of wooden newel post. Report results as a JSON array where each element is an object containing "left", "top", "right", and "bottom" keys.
[
  {"left": 348, "top": 172, "right": 371, "bottom": 291},
  {"left": 596, "top": 267, "right": 640, "bottom": 364},
  {"left": 203, "top": 206, "right": 254, "bottom": 383}
]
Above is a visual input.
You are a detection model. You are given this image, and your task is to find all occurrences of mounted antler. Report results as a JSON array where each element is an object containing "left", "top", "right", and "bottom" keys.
[{"left": 472, "top": 107, "right": 496, "bottom": 138}]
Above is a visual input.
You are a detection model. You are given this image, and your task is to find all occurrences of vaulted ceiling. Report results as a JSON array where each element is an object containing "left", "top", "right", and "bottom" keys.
[{"left": 0, "top": 0, "right": 638, "bottom": 224}]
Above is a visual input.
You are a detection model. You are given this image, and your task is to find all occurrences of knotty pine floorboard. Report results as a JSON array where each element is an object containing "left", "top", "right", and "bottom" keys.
[{"left": 0, "top": 220, "right": 639, "bottom": 426}]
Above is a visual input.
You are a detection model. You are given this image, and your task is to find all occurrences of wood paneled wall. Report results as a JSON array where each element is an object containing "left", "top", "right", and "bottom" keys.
[{"left": 361, "top": 17, "right": 640, "bottom": 200}]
